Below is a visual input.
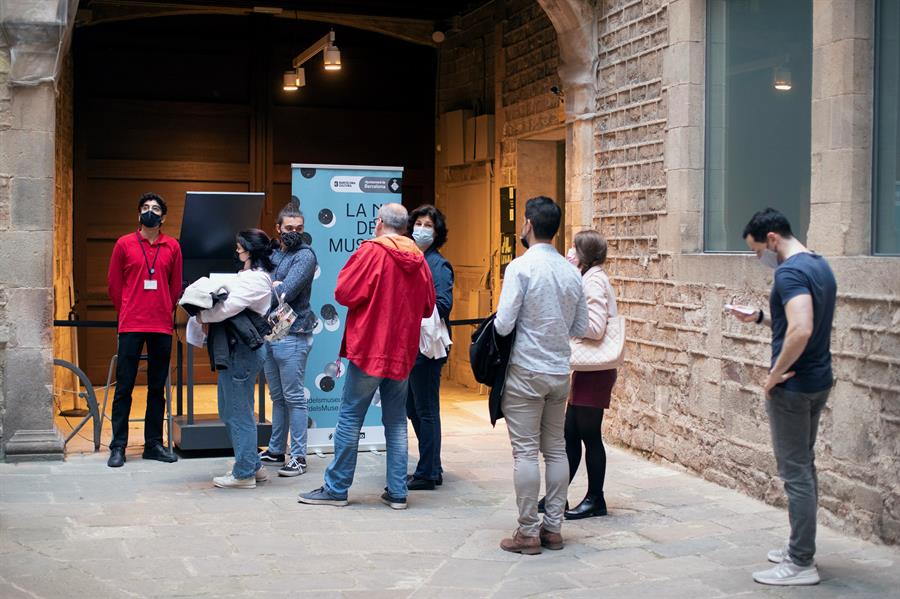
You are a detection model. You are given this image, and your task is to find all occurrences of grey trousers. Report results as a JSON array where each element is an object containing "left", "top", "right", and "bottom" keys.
[
  {"left": 501, "top": 364, "right": 571, "bottom": 537},
  {"left": 766, "top": 385, "right": 830, "bottom": 567}
]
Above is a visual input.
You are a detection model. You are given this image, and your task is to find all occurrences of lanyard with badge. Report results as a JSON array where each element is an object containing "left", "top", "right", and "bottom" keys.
[{"left": 136, "top": 232, "right": 161, "bottom": 291}]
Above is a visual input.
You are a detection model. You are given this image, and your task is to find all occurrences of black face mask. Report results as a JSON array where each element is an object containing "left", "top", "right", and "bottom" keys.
[
  {"left": 281, "top": 231, "right": 303, "bottom": 251},
  {"left": 520, "top": 234, "right": 530, "bottom": 250},
  {"left": 233, "top": 251, "right": 246, "bottom": 271},
  {"left": 140, "top": 211, "right": 162, "bottom": 228}
]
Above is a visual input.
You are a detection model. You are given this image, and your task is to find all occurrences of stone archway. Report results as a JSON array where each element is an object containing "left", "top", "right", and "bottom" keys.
[{"left": 536, "top": 0, "right": 597, "bottom": 243}]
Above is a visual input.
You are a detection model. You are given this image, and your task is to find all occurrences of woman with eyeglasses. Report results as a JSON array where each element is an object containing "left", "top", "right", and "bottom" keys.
[
  {"left": 195, "top": 229, "right": 275, "bottom": 489},
  {"left": 258, "top": 201, "right": 318, "bottom": 478}
]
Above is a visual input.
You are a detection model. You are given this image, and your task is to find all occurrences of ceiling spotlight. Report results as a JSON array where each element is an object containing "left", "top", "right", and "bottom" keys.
[
  {"left": 773, "top": 66, "right": 792, "bottom": 91},
  {"left": 431, "top": 30, "right": 446, "bottom": 44},
  {"left": 283, "top": 67, "right": 306, "bottom": 91},
  {"left": 323, "top": 44, "right": 341, "bottom": 71},
  {"left": 283, "top": 70, "right": 298, "bottom": 91}
]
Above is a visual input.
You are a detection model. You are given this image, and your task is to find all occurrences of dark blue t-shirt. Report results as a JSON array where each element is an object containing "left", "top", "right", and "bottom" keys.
[{"left": 769, "top": 252, "right": 837, "bottom": 393}]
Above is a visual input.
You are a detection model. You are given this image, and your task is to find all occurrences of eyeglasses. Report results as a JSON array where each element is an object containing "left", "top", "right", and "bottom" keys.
[
  {"left": 141, "top": 205, "right": 163, "bottom": 215},
  {"left": 281, "top": 225, "right": 303, "bottom": 233}
]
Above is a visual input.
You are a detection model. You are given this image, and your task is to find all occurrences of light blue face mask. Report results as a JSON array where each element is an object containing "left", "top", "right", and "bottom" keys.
[
  {"left": 759, "top": 248, "right": 779, "bottom": 269},
  {"left": 412, "top": 226, "right": 435, "bottom": 249}
]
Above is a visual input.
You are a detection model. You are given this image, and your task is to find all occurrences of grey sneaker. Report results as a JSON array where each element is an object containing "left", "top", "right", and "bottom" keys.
[
  {"left": 767, "top": 542, "right": 789, "bottom": 563},
  {"left": 255, "top": 467, "right": 270, "bottom": 483},
  {"left": 753, "top": 557, "right": 820, "bottom": 586},
  {"left": 279, "top": 456, "right": 307, "bottom": 477},
  {"left": 298, "top": 486, "right": 348, "bottom": 507},
  {"left": 213, "top": 473, "right": 256, "bottom": 489}
]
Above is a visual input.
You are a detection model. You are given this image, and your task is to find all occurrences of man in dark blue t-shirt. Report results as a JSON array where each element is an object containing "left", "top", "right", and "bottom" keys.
[{"left": 728, "top": 208, "right": 836, "bottom": 587}]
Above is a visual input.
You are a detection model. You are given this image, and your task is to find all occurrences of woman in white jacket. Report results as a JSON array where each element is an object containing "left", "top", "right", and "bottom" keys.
[{"left": 196, "top": 229, "right": 274, "bottom": 489}]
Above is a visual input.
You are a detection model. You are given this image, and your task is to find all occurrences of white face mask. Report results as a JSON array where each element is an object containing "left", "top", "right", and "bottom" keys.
[
  {"left": 759, "top": 248, "right": 779, "bottom": 269},
  {"left": 412, "top": 226, "right": 434, "bottom": 249}
]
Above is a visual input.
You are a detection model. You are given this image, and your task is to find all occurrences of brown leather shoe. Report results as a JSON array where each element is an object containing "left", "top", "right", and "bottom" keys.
[
  {"left": 539, "top": 526, "right": 564, "bottom": 550},
  {"left": 500, "top": 530, "right": 542, "bottom": 555}
]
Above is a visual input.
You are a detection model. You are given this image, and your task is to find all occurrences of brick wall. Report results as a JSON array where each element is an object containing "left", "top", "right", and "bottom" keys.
[
  {"left": 595, "top": 0, "right": 900, "bottom": 545},
  {"left": 500, "top": 0, "right": 561, "bottom": 185},
  {"left": 438, "top": 3, "right": 496, "bottom": 115},
  {"left": 437, "top": 0, "right": 899, "bottom": 545},
  {"left": 437, "top": 0, "right": 560, "bottom": 183}
]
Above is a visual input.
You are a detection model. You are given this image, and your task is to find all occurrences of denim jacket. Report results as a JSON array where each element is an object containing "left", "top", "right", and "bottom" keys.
[{"left": 270, "top": 244, "right": 317, "bottom": 334}]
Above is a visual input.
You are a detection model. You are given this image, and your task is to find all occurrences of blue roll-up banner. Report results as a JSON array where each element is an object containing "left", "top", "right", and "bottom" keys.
[{"left": 292, "top": 164, "right": 403, "bottom": 453}]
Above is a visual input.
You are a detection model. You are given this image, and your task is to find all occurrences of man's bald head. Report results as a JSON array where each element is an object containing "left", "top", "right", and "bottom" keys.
[{"left": 377, "top": 203, "right": 409, "bottom": 235}]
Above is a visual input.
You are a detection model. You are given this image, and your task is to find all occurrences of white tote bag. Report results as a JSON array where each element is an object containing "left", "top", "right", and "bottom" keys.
[{"left": 569, "top": 314, "right": 626, "bottom": 371}]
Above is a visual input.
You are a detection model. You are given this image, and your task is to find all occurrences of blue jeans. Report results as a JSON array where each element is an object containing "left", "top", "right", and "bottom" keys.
[
  {"left": 218, "top": 341, "right": 264, "bottom": 480},
  {"left": 323, "top": 360, "right": 409, "bottom": 499},
  {"left": 406, "top": 355, "right": 444, "bottom": 480},
  {"left": 264, "top": 333, "right": 312, "bottom": 457}
]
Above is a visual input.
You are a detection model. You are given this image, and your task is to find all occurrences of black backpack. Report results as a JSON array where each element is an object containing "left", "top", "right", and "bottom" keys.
[{"left": 469, "top": 314, "right": 516, "bottom": 426}]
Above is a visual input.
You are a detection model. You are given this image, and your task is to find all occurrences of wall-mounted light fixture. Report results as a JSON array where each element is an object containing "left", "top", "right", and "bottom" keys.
[{"left": 284, "top": 29, "right": 341, "bottom": 91}]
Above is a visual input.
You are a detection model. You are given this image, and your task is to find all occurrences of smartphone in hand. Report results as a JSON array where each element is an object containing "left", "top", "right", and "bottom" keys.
[{"left": 725, "top": 304, "right": 757, "bottom": 317}]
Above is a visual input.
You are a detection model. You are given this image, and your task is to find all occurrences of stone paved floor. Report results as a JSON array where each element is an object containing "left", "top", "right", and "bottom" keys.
[{"left": 2, "top": 384, "right": 898, "bottom": 598}]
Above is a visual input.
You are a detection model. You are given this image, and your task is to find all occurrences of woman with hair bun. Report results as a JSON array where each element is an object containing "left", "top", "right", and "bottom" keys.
[{"left": 196, "top": 229, "right": 275, "bottom": 489}]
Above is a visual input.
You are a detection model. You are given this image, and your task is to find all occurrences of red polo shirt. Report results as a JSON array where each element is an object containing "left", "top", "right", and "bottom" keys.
[{"left": 107, "top": 230, "right": 183, "bottom": 334}]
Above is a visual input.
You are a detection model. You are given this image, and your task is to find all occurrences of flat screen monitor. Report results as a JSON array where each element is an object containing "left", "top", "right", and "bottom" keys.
[{"left": 179, "top": 191, "right": 265, "bottom": 285}]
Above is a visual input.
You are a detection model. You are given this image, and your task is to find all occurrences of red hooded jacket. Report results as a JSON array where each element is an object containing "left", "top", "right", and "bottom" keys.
[{"left": 335, "top": 234, "right": 436, "bottom": 380}]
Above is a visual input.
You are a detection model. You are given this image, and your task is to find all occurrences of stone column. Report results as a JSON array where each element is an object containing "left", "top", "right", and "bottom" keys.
[
  {"left": 537, "top": 0, "right": 598, "bottom": 245},
  {"left": 807, "top": 0, "right": 874, "bottom": 254},
  {"left": 0, "top": 0, "right": 74, "bottom": 460}
]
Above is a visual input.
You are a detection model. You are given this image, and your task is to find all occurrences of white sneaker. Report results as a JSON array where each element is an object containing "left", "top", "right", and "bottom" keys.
[
  {"left": 213, "top": 473, "right": 256, "bottom": 489},
  {"left": 255, "top": 467, "right": 270, "bottom": 483},
  {"left": 753, "top": 557, "right": 820, "bottom": 586},
  {"left": 767, "top": 542, "right": 789, "bottom": 563}
]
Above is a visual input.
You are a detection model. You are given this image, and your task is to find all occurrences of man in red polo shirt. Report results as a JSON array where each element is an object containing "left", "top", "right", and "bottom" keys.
[{"left": 106, "top": 192, "right": 183, "bottom": 467}]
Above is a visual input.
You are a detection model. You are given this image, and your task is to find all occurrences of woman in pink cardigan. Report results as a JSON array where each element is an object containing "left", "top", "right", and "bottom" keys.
[{"left": 564, "top": 229, "right": 618, "bottom": 519}]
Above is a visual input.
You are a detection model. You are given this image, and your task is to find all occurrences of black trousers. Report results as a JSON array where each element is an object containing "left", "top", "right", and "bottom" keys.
[
  {"left": 109, "top": 332, "right": 172, "bottom": 450},
  {"left": 564, "top": 404, "right": 607, "bottom": 497}
]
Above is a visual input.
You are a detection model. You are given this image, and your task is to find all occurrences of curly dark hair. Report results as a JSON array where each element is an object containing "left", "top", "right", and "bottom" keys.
[
  {"left": 236, "top": 228, "right": 275, "bottom": 272},
  {"left": 137, "top": 192, "right": 167, "bottom": 215},
  {"left": 407, "top": 204, "right": 448, "bottom": 250}
]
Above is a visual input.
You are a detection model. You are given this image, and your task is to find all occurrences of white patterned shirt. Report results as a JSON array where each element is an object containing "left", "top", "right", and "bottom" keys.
[{"left": 494, "top": 243, "right": 588, "bottom": 375}]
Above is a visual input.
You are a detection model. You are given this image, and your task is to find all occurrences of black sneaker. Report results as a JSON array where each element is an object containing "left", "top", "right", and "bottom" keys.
[
  {"left": 278, "top": 456, "right": 307, "bottom": 477},
  {"left": 381, "top": 489, "right": 408, "bottom": 510},
  {"left": 259, "top": 449, "right": 285, "bottom": 464},
  {"left": 406, "top": 476, "right": 436, "bottom": 491}
]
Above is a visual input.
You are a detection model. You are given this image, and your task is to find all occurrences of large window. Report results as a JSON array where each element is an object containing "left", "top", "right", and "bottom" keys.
[
  {"left": 874, "top": 0, "right": 900, "bottom": 255},
  {"left": 705, "top": 0, "right": 812, "bottom": 251}
]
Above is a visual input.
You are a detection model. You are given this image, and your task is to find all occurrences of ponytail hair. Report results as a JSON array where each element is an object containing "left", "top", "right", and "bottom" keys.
[{"left": 236, "top": 228, "right": 275, "bottom": 272}]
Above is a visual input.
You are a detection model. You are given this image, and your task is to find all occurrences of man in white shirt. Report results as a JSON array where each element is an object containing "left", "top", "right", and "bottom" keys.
[{"left": 494, "top": 196, "right": 588, "bottom": 554}]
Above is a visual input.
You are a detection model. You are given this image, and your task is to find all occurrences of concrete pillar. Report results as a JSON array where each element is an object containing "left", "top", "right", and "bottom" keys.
[
  {"left": 807, "top": 0, "right": 874, "bottom": 255},
  {"left": 0, "top": 0, "right": 75, "bottom": 460}
]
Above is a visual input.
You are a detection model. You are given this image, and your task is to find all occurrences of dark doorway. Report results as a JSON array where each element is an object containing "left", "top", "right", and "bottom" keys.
[{"left": 73, "top": 14, "right": 436, "bottom": 382}]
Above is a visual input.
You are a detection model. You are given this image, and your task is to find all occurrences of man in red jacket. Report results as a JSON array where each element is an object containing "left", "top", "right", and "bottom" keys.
[
  {"left": 299, "top": 202, "right": 435, "bottom": 510},
  {"left": 106, "top": 193, "right": 183, "bottom": 467}
]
